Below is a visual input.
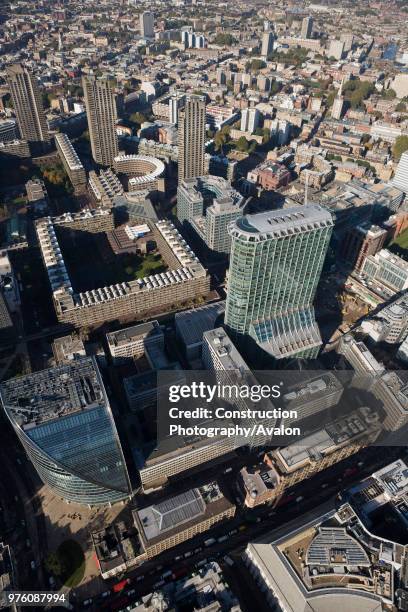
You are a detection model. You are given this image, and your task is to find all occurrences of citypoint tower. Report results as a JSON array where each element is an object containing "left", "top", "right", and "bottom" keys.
[{"left": 225, "top": 205, "right": 333, "bottom": 361}]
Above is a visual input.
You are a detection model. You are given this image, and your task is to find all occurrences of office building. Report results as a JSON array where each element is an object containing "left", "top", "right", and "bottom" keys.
[
  {"left": 140, "top": 11, "right": 154, "bottom": 39},
  {"left": 239, "top": 406, "right": 379, "bottom": 507},
  {"left": 301, "top": 16, "right": 313, "bottom": 39},
  {"left": 247, "top": 160, "right": 291, "bottom": 190},
  {"left": 177, "top": 175, "right": 244, "bottom": 254},
  {"left": 82, "top": 75, "right": 119, "bottom": 167},
  {"left": 282, "top": 373, "right": 344, "bottom": 423},
  {"left": 0, "top": 542, "right": 16, "bottom": 610},
  {"left": 0, "top": 291, "right": 14, "bottom": 346},
  {"left": 397, "top": 335, "right": 408, "bottom": 363},
  {"left": 107, "top": 320, "right": 163, "bottom": 364},
  {"left": 92, "top": 517, "right": 141, "bottom": 579},
  {"left": 175, "top": 301, "right": 225, "bottom": 363},
  {"left": 225, "top": 206, "right": 333, "bottom": 360},
  {"left": 124, "top": 367, "right": 184, "bottom": 413},
  {"left": 328, "top": 39, "right": 345, "bottom": 60},
  {"left": 203, "top": 327, "right": 277, "bottom": 448},
  {"left": 169, "top": 95, "right": 180, "bottom": 124},
  {"left": 392, "top": 151, "right": 408, "bottom": 194},
  {"left": 392, "top": 73, "right": 408, "bottom": 99},
  {"left": 6, "top": 64, "right": 50, "bottom": 154},
  {"left": 372, "top": 371, "right": 408, "bottom": 431},
  {"left": 340, "top": 32, "right": 354, "bottom": 52},
  {"left": 340, "top": 223, "right": 387, "bottom": 271},
  {"left": 178, "top": 95, "right": 206, "bottom": 184},
  {"left": 203, "top": 327, "right": 249, "bottom": 373},
  {"left": 269, "top": 118, "right": 291, "bottom": 146},
  {"left": 205, "top": 198, "right": 244, "bottom": 254},
  {"left": 361, "top": 294, "right": 408, "bottom": 344},
  {"left": 140, "top": 431, "right": 237, "bottom": 489},
  {"left": 52, "top": 334, "right": 86, "bottom": 364},
  {"left": 360, "top": 249, "right": 408, "bottom": 294},
  {"left": 240, "top": 108, "right": 260, "bottom": 134},
  {"left": 244, "top": 505, "right": 393, "bottom": 611},
  {"left": 338, "top": 335, "right": 385, "bottom": 375},
  {"left": 55, "top": 133, "right": 87, "bottom": 194},
  {"left": 130, "top": 562, "right": 239, "bottom": 611},
  {"left": 261, "top": 30, "right": 274, "bottom": 58},
  {"left": 0, "top": 119, "right": 18, "bottom": 143},
  {"left": 0, "top": 357, "right": 131, "bottom": 505},
  {"left": 25, "top": 178, "right": 47, "bottom": 204},
  {"left": 133, "top": 481, "right": 235, "bottom": 559}
]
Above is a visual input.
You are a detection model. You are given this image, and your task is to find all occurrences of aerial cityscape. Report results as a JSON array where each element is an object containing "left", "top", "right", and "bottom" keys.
[{"left": 1, "top": 0, "right": 408, "bottom": 610}]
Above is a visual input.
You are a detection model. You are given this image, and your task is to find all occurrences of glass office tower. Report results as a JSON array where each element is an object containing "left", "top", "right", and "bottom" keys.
[
  {"left": 0, "top": 357, "right": 131, "bottom": 505},
  {"left": 225, "top": 205, "right": 333, "bottom": 360}
]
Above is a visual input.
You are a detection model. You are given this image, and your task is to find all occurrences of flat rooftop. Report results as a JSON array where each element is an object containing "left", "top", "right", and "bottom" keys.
[
  {"left": 134, "top": 481, "right": 232, "bottom": 546},
  {"left": 107, "top": 320, "right": 161, "bottom": 348},
  {"left": 275, "top": 410, "right": 374, "bottom": 471},
  {"left": 246, "top": 508, "right": 387, "bottom": 612},
  {"left": 231, "top": 204, "right": 333, "bottom": 239},
  {"left": 0, "top": 356, "right": 106, "bottom": 429},
  {"left": 175, "top": 301, "right": 225, "bottom": 348},
  {"left": 203, "top": 327, "right": 249, "bottom": 370},
  {"left": 372, "top": 459, "right": 408, "bottom": 500}
]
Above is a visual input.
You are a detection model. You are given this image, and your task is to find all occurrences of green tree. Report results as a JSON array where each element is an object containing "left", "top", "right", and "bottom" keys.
[
  {"left": 246, "top": 59, "right": 266, "bottom": 72},
  {"left": 214, "top": 130, "right": 228, "bottom": 152},
  {"left": 270, "top": 80, "right": 281, "bottom": 95},
  {"left": 342, "top": 78, "right": 374, "bottom": 109},
  {"left": 3, "top": 93, "right": 13, "bottom": 109},
  {"left": 381, "top": 88, "right": 396, "bottom": 99},
  {"left": 42, "top": 92, "right": 51, "bottom": 109},
  {"left": 129, "top": 112, "right": 146, "bottom": 126},
  {"left": 396, "top": 102, "right": 407, "bottom": 112},
  {"left": 45, "top": 553, "right": 65, "bottom": 577},
  {"left": 236, "top": 136, "right": 249, "bottom": 152},
  {"left": 261, "top": 127, "right": 270, "bottom": 144},
  {"left": 214, "top": 33, "right": 236, "bottom": 46},
  {"left": 393, "top": 135, "right": 408, "bottom": 160},
  {"left": 70, "top": 85, "right": 83, "bottom": 98}
]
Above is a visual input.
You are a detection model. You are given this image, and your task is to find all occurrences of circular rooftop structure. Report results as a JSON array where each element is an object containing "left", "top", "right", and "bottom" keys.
[{"left": 113, "top": 154, "right": 165, "bottom": 192}]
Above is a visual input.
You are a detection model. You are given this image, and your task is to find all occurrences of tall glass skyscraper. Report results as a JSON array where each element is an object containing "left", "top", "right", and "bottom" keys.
[
  {"left": 0, "top": 357, "right": 131, "bottom": 505},
  {"left": 225, "top": 205, "right": 333, "bottom": 360}
]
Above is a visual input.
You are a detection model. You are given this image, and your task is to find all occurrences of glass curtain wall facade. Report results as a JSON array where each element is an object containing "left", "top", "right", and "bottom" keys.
[
  {"left": 225, "top": 206, "right": 333, "bottom": 360},
  {"left": 0, "top": 357, "right": 131, "bottom": 505}
]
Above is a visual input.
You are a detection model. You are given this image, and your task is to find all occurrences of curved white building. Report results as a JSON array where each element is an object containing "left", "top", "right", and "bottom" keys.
[{"left": 113, "top": 154, "right": 165, "bottom": 193}]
